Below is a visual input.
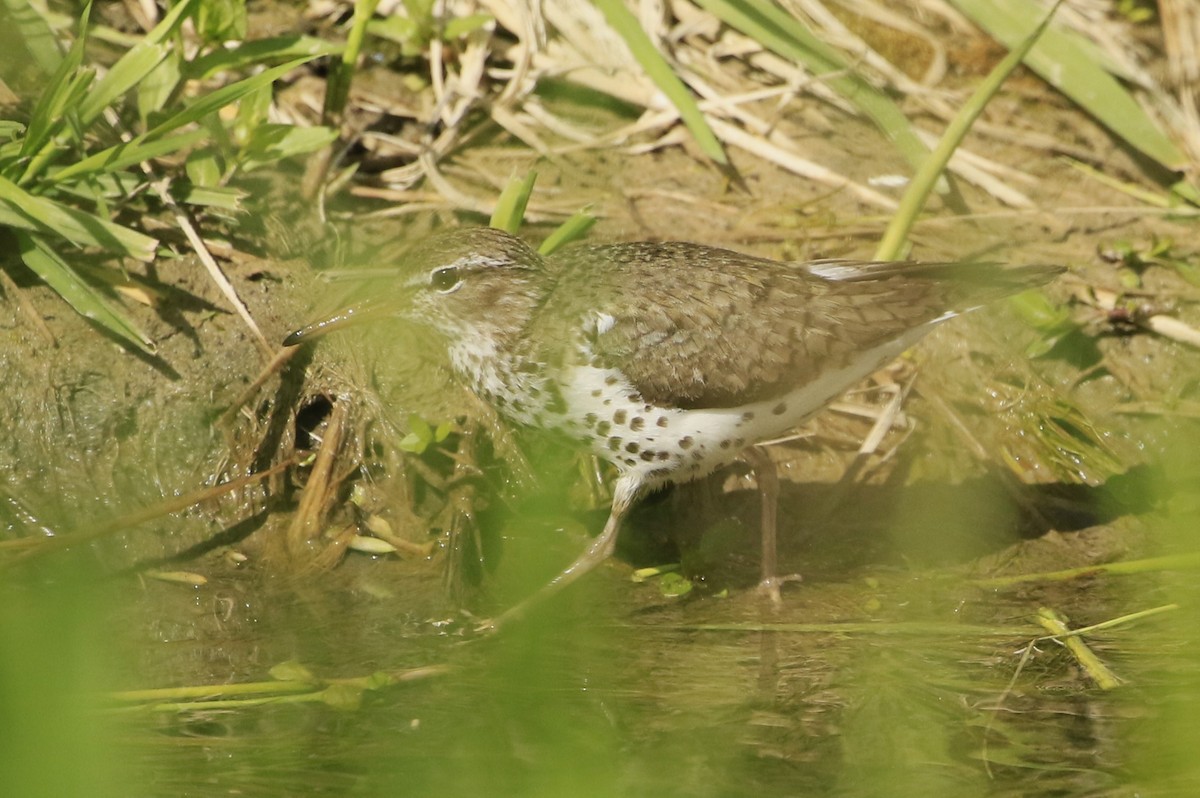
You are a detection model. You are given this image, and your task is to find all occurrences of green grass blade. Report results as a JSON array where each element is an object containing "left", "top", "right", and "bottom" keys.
[
  {"left": 0, "top": 173, "right": 157, "bottom": 260},
  {"left": 173, "top": 184, "right": 244, "bottom": 210},
  {"left": 594, "top": 0, "right": 728, "bottom": 165},
  {"left": 15, "top": 231, "right": 156, "bottom": 354},
  {"left": 185, "top": 35, "right": 342, "bottom": 81},
  {"left": 18, "top": 6, "right": 91, "bottom": 161},
  {"left": 238, "top": 124, "right": 339, "bottom": 170},
  {"left": 325, "top": 0, "right": 381, "bottom": 122},
  {"left": 49, "top": 129, "right": 209, "bottom": 184},
  {"left": 76, "top": 0, "right": 198, "bottom": 127},
  {"left": 0, "top": 0, "right": 65, "bottom": 74},
  {"left": 696, "top": 0, "right": 928, "bottom": 172},
  {"left": 948, "top": 0, "right": 1186, "bottom": 171},
  {"left": 538, "top": 210, "right": 596, "bottom": 255},
  {"left": 490, "top": 170, "right": 538, "bottom": 233},
  {"left": 874, "top": 3, "right": 1060, "bottom": 260},
  {"left": 143, "top": 57, "right": 314, "bottom": 140}
]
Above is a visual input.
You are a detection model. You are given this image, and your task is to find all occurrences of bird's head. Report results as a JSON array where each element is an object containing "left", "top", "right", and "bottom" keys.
[{"left": 283, "top": 227, "right": 546, "bottom": 348}]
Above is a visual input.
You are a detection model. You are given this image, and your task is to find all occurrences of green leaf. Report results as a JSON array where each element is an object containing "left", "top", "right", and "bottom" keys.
[
  {"left": 269, "top": 661, "right": 317, "bottom": 683},
  {"left": 948, "top": 0, "right": 1186, "bottom": 170},
  {"left": 194, "top": 0, "right": 248, "bottom": 43},
  {"left": 320, "top": 683, "right": 364, "bottom": 711},
  {"left": 77, "top": 0, "right": 199, "bottom": 127},
  {"left": 0, "top": 173, "right": 158, "bottom": 259},
  {"left": 185, "top": 147, "right": 224, "bottom": 187},
  {"left": 19, "top": 8, "right": 91, "bottom": 161},
  {"left": 490, "top": 170, "right": 537, "bottom": 233},
  {"left": 185, "top": 35, "right": 342, "bottom": 81},
  {"left": 695, "top": 0, "right": 928, "bottom": 171},
  {"left": 0, "top": 0, "right": 64, "bottom": 74},
  {"left": 136, "top": 47, "right": 183, "bottom": 123},
  {"left": 658, "top": 572, "right": 694, "bottom": 597},
  {"left": 15, "top": 231, "right": 156, "bottom": 354},
  {"left": 49, "top": 128, "right": 209, "bottom": 184},
  {"left": 538, "top": 210, "right": 596, "bottom": 255},
  {"left": 366, "top": 16, "right": 421, "bottom": 50},
  {"left": 145, "top": 57, "right": 313, "bottom": 140},
  {"left": 174, "top": 183, "right": 245, "bottom": 211},
  {"left": 594, "top": 0, "right": 728, "bottom": 165},
  {"left": 444, "top": 14, "right": 493, "bottom": 40},
  {"left": 238, "top": 124, "right": 339, "bottom": 170}
]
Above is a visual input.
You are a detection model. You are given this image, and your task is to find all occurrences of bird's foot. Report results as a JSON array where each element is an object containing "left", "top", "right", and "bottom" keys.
[{"left": 756, "top": 573, "right": 803, "bottom": 608}]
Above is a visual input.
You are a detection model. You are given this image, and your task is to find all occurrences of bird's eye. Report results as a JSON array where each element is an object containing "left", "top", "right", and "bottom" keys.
[{"left": 430, "top": 266, "right": 462, "bottom": 293}]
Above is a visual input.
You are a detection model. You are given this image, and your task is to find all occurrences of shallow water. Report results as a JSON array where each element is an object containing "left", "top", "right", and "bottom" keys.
[{"left": 5, "top": 507, "right": 1198, "bottom": 798}]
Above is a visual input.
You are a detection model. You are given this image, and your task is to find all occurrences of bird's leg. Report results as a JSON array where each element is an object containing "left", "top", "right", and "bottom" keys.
[
  {"left": 479, "top": 476, "right": 639, "bottom": 633},
  {"left": 744, "top": 446, "right": 801, "bottom": 606}
]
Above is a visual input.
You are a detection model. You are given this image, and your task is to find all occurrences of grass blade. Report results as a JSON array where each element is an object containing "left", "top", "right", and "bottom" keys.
[
  {"left": 0, "top": 173, "right": 157, "bottom": 260},
  {"left": 696, "top": 0, "right": 928, "bottom": 172},
  {"left": 490, "top": 170, "right": 538, "bottom": 233},
  {"left": 948, "top": 0, "right": 1186, "bottom": 171},
  {"left": 539, "top": 210, "right": 597, "bottom": 255},
  {"left": 0, "top": 0, "right": 64, "bottom": 74},
  {"left": 144, "top": 58, "right": 314, "bottom": 140},
  {"left": 594, "top": 0, "right": 728, "bottom": 165},
  {"left": 874, "top": 2, "right": 1061, "bottom": 260},
  {"left": 185, "top": 35, "right": 342, "bottom": 81},
  {"left": 76, "top": 0, "right": 199, "bottom": 127},
  {"left": 48, "top": 129, "right": 209, "bottom": 184},
  {"left": 18, "top": 5, "right": 91, "bottom": 161},
  {"left": 324, "top": 0, "right": 380, "bottom": 123},
  {"left": 16, "top": 231, "right": 156, "bottom": 354}
]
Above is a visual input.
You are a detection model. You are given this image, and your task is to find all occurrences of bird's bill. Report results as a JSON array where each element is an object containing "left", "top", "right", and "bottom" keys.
[{"left": 282, "top": 298, "right": 396, "bottom": 347}]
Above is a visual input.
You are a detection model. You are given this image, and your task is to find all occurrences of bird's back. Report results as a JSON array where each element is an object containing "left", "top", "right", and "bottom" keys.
[{"left": 535, "top": 241, "right": 1060, "bottom": 410}]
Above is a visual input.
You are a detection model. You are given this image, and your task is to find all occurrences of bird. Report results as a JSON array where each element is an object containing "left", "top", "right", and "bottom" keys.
[{"left": 284, "top": 226, "right": 1061, "bottom": 627}]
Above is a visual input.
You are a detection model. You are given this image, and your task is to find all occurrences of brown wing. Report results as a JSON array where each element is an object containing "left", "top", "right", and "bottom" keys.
[{"left": 540, "top": 242, "right": 1058, "bottom": 409}]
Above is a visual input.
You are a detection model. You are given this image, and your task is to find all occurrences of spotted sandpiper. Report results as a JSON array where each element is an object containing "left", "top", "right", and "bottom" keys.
[{"left": 285, "top": 227, "right": 1061, "bottom": 624}]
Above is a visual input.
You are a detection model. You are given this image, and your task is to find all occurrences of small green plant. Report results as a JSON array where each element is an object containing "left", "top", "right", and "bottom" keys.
[
  {"left": 0, "top": 0, "right": 338, "bottom": 351},
  {"left": 366, "top": 0, "right": 492, "bottom": 58}
]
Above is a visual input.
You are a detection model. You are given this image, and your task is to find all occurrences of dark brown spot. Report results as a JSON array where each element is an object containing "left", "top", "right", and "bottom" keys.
[
  {"left": 656, "top": 417, "right": 668, "bottom": 428},
  {"left": 649, "top": 467, "right": 672, "bottom": 479},
  {"left": 622, "top": 457, "right": 637, "bottom": 466},
  {"left": 640, "top": 450, "right": 656, "bottom": 462},
  {"left": 679, "top": 436, "right": 694, "bottom": 450},
  {"left": 720, "top": 440, "right": 731, "bottom": 449},
  {"left": 772, "top": 402, "right": 787, "bottom": 416},
  {"left": 742, "top": 411, "right": 755, "bottom": 421},
  {"left": 692, "top": 451, "right": 705, "bottom": 461},
  {"left": 605, "top": 375, "right": 618, "bottom": 386},
  {"left": 625, "top": 442, "right": 640, "bottom": 453},
  {"left": 591, "top": 389, "right": 603, "bottom": 398},
  {"left": 627, "top": 395, "right": 640, "bottom": 404},
  {"left": 596, "top": 421, "right": 612, "bottom": 436},
  {"left": 643, "top": 405, "right": 652, "bottom": 413},
  {"left": 584, "top": 413, "right": 598, "bottom": 427},
  {"left": 613, "top": 409, "right": 627, "bottom": 425},
  {"left": 603, "top": 399, "right": 613, "bottom": 406},
  {"left": 630, "top": 417, "right": 645, "bottom": 431},
  {"left": 734, "top": 437, "right": 745, "bottom": 447},
  {"left": 656, "top": 451, "right": 670, "bottom": 461},
  {"left": 608, "top": 436, "right": 622, "bottom": 451}
]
